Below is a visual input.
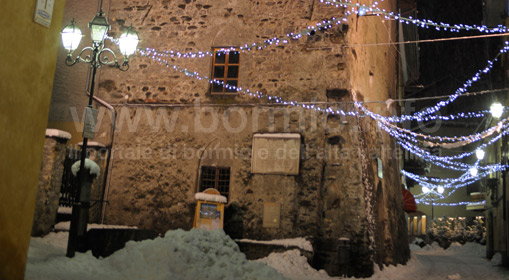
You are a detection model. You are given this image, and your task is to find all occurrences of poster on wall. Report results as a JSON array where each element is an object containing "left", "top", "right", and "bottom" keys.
[
  {"left": 251, "top": 133, "right": 301, "bottom": 175},
  {"left": 197, "top": 203, "right": 222, "bottom": 230},
  {"left": 34, "top": 0, "right": 55, "bottom": 27}
]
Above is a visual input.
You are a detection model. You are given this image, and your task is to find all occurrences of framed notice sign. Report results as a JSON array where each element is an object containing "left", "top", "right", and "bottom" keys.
[
  {"left": 34, "top": 0, "right": 55, "bottom": 27},
  {"left": 251, "top": 133, "right": 301, "bottom": 175}
]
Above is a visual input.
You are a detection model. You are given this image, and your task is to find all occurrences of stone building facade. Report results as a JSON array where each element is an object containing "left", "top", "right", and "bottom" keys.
[{"left": 49, "top": 0, "right": 410, "bottom": 277}]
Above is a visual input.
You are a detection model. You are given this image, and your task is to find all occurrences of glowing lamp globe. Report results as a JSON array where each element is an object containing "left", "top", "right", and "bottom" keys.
[
  {"left": 437, "top": 186, "right": 444, "bottom": 194},
  {"left": 119, "top": 26, "right": 140, "bottom": 57},
  {"left": 89, "top": 11, "right": 110, "bottom": 44},
  {"left": 490, "top": 103, "right": 504, "bottom": 118},
  {"left": 422, "top": 186, "right": 430, "bottom": 193},
  {"left": 61, "top": 20, "right": 82, "bottom": 52},
  {"left": 469, "top": 167, "right": 478, "bottom": 177},
  {"left": 475, "top": 149, "right": 485, "bottom": 160}
]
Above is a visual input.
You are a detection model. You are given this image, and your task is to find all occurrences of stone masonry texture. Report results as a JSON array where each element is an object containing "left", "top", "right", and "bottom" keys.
[{"left": 54, "top": 0, "right": 410, "bottom": 277}]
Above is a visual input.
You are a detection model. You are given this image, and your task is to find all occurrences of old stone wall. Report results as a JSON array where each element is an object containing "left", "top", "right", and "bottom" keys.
[
  {"left": 97, "top": 0, "right": 347, "bottom": 104},
  {"left": 345, "top": 0, "right": 410, "bottom": 272},
  {"left": 32, "top": 135, "right": 69, "bottom": 236},
  {"left": 100, "top": 105, "right": 338, "bottom": 239},
  {"left": 70, "top": 0, "right": 411, "bottom": 277}
]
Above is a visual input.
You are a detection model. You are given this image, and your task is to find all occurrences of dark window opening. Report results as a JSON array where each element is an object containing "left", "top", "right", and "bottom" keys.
[{"left": 200, "top": 166, "right": 231, "bottom": 199}]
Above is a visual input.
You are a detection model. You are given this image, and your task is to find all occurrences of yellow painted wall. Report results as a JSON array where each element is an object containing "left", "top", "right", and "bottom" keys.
[{"left": 0, "top": 1, "right": 65, "bottom": 279}]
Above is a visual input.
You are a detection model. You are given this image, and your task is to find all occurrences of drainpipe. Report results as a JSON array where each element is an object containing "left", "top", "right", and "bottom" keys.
[{"left": 85, "top": 90, "right": 117, "bottom": 224}]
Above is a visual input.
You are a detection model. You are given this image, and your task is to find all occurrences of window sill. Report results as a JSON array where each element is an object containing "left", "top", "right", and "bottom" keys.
[{"left": 210, "top": 92, "right": 239, "bottom": 96}]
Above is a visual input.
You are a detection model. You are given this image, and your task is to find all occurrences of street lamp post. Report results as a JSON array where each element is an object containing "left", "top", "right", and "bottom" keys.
[
  {"left": 422, "top": 186, "right": 444, "bottom": 220},
  {"left": 60, "top": 10, "right": 139, "bottom": 257}
]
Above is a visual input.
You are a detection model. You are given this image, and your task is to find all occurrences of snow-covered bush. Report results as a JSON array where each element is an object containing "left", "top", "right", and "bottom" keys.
[{"left": 427, "top": 217, "right": 485, "bottom": 248}]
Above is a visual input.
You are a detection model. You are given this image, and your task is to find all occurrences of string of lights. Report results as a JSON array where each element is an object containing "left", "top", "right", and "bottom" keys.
[
  {"left": 139, "top": 49, "right": 361, "bottom": 116},
  {"left": 142, "top": 49, "right": 507, "bottom": 197},
  {"left": 132, "top": 5, "right": 509, "bottom": 209},
  {"left": 343, "top": 32, "right": 509, "bottom": 48},
  {"left": 415, "top": 200, "right": 484, "bottom": 206},
  {"left": 394, "top": 128, "right": 509, "bottom": 172},
  {"left": 320, "top": 0, "right": 508, "bottom": 34},
  {"left": 139, "top": 16, "right": 348, "bottom": 59},
  {"left": 395, "top": 124, "right": 508, "bottom": 163},
  {"left": 402, "top": 167, "right": 504, "bottom": 186},
  {"left": 140, "top": 47, "right": 505, "bottom": 126},
  {"left": 379, "top": 116, "right": 509, "bottom": 143},
  {"left": 354, "top": 43, "right": 509, "bottom": 123}
]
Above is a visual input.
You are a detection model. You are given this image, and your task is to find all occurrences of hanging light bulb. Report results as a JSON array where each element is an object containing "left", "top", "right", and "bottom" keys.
[
  {"left": 437, "top": 186, "right": 445, "bottom": 194},
  {"left": 469, "top": 167, "right": 479, "bottom": 177},
  {"left": 475, "top": 149, "right": 485, "bottom": 160},
  {"left": 490, "top": 102, "right": 504, "bottom": 118},
  {"left": 422, "top": 186, "right": 430, "bottom": 193}
]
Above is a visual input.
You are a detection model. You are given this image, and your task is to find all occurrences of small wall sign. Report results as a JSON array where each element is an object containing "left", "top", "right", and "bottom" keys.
[
  {"left": 34, "top": 0, "right": 55, "bottom": 27},
  {"left": 83, "top": 107, "right": 98, "bottom": 139}
]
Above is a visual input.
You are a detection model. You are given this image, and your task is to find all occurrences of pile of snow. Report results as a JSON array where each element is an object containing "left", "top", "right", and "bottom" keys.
[
  {"left": 26, "top": 230, "right": 509, "bottom": 280},
  {"left": 26, "top": 229, "right": 287, "bottom": 280},
  {"left": 412, "top": 241, "right": 486, "bottom": 258},
  {"left": 257, "top": 250, "right": 335, "bottom": 280},
  {"left": 28, "top": 232, "right": 68, "bottom": 262},
  {"left": 490, "top": 253, "right": 503, "bottom": 266},
  {"left": 445, "top": 242, "right": 486, "bottom": 258},
  {"left": 71, "top": 159, "right": 101, "bottom": 177}
]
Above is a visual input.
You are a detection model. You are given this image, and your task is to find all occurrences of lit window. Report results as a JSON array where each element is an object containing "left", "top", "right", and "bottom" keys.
[{"left": 211, "top": 48, "right": 239, "bottom": 94}]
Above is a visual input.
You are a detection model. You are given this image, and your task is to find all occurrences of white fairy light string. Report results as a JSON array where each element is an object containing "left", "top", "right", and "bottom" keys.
[
  {"left": 141, "top": 16, "right": 349, "bottom": 59},
  {"left": 140, "top": 47, "right": 509, "bottom": 166},
  {"left": 416, "top": 200, "right": 485, "bottom": 206},
  {"left": 141, "top": 49, "right": 509, "bottom": 203},
  {"left": 355, "top": 42, "right": 509, "bottom": 124},
  {"left": 320, "top": 0, "right": 508, "bottom": 34},
  {"left": 131, "top": 3, "right": 509, "bottom": 208},
  {"left": 139, "top": 49, "right": 360, "bottom": 116}
]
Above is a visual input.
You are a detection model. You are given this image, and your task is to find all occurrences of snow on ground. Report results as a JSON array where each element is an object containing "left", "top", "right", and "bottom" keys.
[
  {"left": 25, "top": 229, "right": 509, "bottom": 280},
  {"left": 25, "top": 229, "right": 287, "bottom": 280},
  {"left": 257, "top": 249, "right": 337, "bottom": 280}
]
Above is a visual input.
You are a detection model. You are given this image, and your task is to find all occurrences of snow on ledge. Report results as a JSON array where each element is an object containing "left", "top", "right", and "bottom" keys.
[
  {"left": 45, "top": 129, "right": 71, "bottom": 140},
  {"left": 78, "top": 141, "right": 106, "bottom": 148},
  {"left": 71, "top": 159, "right": 101, "bottom": 177},
  {"left": 236, "top": 237, "right": 313, "bottom": 252},
  {"left": 194, "top": 192, "right": 227, "bottom": 203},
  {"left": 54, "top": 221, "right": 137, "bottom": 231},
  {"left": 253, "top": 133, "right": 300, "bottom": 139},
  {"left": 57, "top": 206, "right": 72, "bottom": 215}
]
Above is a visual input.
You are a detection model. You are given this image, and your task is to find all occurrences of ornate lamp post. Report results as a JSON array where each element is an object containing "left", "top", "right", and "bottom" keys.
[{"left": 61, "top": 10, "right": 139, "bottom": 257}]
